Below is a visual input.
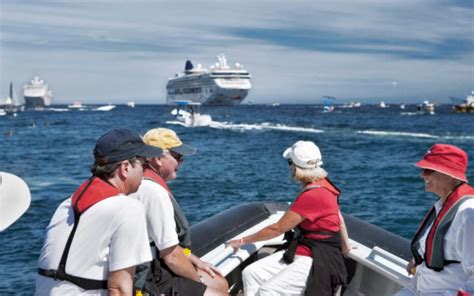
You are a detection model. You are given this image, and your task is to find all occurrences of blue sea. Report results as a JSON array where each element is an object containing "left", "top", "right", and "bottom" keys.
[{"left": 1, "top": 104, "right": 473, "bottom": 294}]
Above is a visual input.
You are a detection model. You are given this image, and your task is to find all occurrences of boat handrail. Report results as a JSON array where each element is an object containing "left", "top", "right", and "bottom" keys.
[
  {"left": 369, "top": 246, "right": 410, "bottom": 267},
  {"left": 348, "top": 239, "right": 411, "bottom": 287},
  {"left": 200, "top": 211, "right": 285, "bottom": 276}
]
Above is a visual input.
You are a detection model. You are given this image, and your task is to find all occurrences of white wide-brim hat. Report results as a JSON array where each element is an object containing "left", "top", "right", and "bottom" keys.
[{"left": 283, "top": 140, "right": 323, "bottom": 169}]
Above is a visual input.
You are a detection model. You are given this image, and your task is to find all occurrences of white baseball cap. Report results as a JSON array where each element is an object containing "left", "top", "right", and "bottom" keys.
[{"left": 283, "top": 141, "right": 323, "bottom": 169}]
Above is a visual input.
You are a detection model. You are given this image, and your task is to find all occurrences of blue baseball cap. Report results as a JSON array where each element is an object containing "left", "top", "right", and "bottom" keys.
[{"left": 94, "top": 129, "right": 163, "bottom": 165}]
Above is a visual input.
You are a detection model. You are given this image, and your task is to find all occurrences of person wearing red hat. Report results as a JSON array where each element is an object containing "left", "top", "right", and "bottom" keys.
[{"left": 396, "top": 144, "right": 474, "bottom": 296}]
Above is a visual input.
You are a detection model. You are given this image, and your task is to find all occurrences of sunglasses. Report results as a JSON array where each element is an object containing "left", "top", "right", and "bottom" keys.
[
  {"left": 170, "top": 151, "right": 184, "bottom": 162},
  {"left": 422, "top": 168, "right": 435, "bottom": 175}
]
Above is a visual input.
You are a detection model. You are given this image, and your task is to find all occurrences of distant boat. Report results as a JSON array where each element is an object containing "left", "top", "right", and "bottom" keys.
[
  {"left": 453, "top": 91, "right": 474, "bottom": 113},
  {"left": 399, "top": 104, "right": 406, "bottom": 110},
  {"left": 127, "top": 101, "right": 135, "bottom": 108},
  {"left": 341, "top": 101, "right": 361, "bottom": 108},
  {"left": 68, "top": 101, "right": 85, "bottom": 109},
  {"left": 167, "top": 54, "right": 251, "bottom": 106},
  {"left": 271, "top": 102, "right": 280, "bottom": 107},
  {"left": 0, "top": 109, "right": 6, "bottom": 116},
  {"left": 1, "top": 82, "right": 24, "bottom": 115},
  {"left": 417, "top": 100, "right": 435, "bottom": 115},
  {"left": 23, "top": 77, "right": 53, "bottom": 109},
  {"left": 95, "top": 104, "right": 116, "bottom": 111},
  {"left": 379, "top": 101, "right": 388, "bottom": 108},
  {"left": 0, "top": 82, "right": 24, "bottom": 116},
  {"left": 170, "top": 100, "right": 212, "bottom": 127},
  {"left": 322, "top": 96, "right": 335, "bottom": 112}
]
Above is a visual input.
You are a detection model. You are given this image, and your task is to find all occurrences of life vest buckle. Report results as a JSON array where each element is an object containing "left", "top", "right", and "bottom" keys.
[{"left": 49, "top": 269, "right": 59, "bottom": 281}]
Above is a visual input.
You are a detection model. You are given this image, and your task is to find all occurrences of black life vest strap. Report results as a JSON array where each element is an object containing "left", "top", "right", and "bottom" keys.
[
  {"left": 282, "top": 227, "right": 338, "bottom": 264},
  {"left": 38, "top": 178, "right": 108, "bottom": 290}
]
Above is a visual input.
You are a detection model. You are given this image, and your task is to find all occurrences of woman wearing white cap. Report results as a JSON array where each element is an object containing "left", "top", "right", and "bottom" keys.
[
  {"left": 226, "top": 140, "right": 351, "bottom": 296},
  {"left": 396, "top": 144, "right": 474, "bottom": 296}
]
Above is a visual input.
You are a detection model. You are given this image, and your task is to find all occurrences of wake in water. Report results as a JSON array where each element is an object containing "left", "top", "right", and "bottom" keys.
[
  {"left": 357, "top": 130, "right": 474, "bottom": 140},
  {"left": 166, "top": 120, "right": 324, "bottom": 134},
  {"left": 358, "top": 130, "right": 438, "bottom": 138}
]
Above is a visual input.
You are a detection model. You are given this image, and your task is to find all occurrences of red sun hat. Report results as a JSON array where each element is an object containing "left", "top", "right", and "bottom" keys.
[{"left": 415, "top": 144, "right": 468, "bottom": 182}]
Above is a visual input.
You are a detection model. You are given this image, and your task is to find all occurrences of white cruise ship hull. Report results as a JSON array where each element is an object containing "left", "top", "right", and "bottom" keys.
[
  {"left": 167, "top": 54, "right": 251, "bottom": 106},
  {"left": 167, "top": 75, "right": 251, "bottom": 106},
  {"left": 24, "top": 96, "right": 51, "bottom": 108}
]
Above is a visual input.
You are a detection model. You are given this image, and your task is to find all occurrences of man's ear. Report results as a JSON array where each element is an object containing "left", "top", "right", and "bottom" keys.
[
  {"left": 151, "top": 156, "right": 162, "bottom": 167},
  {"left": 118, "top": 160, "right": 130, "bottom": 179}
]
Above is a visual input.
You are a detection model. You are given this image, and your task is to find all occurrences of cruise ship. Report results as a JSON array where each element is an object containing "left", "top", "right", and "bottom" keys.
[
  {"left": 23, "top": 77, "right": 53, "bottom": 109},
  {"left": 166, "top": 54, "right": 251, "bottom": 106}
]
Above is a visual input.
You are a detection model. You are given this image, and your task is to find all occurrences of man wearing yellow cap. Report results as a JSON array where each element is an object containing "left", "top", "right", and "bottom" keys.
[{"left": 132, "top": 128, "right": 228, "bottom": 296}]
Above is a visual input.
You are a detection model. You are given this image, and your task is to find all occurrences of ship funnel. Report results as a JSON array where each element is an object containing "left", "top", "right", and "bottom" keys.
[{"left": 185, "top": 60, "right": 194, "bottom": 71}]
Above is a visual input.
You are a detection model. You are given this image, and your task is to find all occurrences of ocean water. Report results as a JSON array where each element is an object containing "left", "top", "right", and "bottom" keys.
[{"left": 1, "top": 104, "right": 473, "bottom": 293}]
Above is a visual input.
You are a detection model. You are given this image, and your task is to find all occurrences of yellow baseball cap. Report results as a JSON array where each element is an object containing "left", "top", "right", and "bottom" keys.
[{"left": 143, "top": 128, "right": 196, "bottom": 156}]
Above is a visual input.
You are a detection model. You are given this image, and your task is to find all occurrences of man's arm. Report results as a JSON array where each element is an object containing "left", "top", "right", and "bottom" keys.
[
  {"left": 160, "top": 244, "right": 200, "bottom": 282},
  {"left": 108, "top": 266, "right": 135, "bottom": 296}
]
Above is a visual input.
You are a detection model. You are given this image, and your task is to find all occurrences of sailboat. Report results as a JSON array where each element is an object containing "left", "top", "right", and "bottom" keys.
[{"left": 2, "top": 82, "right": 24, "bottom": 116}]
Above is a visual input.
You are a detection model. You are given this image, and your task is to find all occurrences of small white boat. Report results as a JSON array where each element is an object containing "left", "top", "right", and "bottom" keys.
[
  {"left": 127, "top": 101, "right": 136, "bottom": 108},
  {"left": 68, "top": 101, "right": 85, "bottom": 110},
  {"left": 322, "top": 96, "right": 336, "bottom": 112},
  {"left": 171, "top": 100, "right": 212, "bottom": 127},
  {"left": 379, "top": 101, "right": 388, "bottom": 108},
  {"left": 95, "top": 104, "right": 116, "bottom": 111},
  {"left": 341, "top": 101, "right": 361, "bottom": 108},
  {"left": 0, "top": 109, "right": 6, "bottom": 116},
  {"left": 191, "top": 202, "right": 411, "bottom": 295},
  {"left": 417, "top": 100, "right": 435, "bottom": 115}
]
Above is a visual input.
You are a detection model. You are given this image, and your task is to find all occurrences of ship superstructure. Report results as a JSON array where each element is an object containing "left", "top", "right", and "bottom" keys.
[
  {"left": 166, "top": 54, "right": 251, "bottom": 106},
  {"left": 23, "top": 77, "right": 53, "bottom": 108}
]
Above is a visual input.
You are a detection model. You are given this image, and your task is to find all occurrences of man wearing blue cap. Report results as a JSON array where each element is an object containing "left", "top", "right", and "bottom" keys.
[{"left": 35, "top": 129, "right": 163, "bottom": 296}]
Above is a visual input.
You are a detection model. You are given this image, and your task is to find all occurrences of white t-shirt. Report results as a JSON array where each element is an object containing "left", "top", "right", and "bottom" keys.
[
  {"left": 35, "top": 195, "right": 152, "bottom": 296},
  {"left": 132, "top": 179, "right": 179, "bottom": 252}
]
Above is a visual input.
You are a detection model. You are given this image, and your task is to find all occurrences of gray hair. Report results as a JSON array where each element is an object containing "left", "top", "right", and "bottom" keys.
[{"left": 292, "top": 165, "right": 328, "bottom": 184}]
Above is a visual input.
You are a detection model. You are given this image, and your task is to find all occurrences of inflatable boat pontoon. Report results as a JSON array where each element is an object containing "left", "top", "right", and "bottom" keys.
[{"left": 190, "top": 202, "right": 412, "bottom": 295}]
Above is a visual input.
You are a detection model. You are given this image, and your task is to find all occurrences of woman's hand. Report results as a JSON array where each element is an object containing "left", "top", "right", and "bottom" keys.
[
  {"left": 225, "top": 238, "right": 244, "bottom": 252},
  {"left": 406, "top": 258, "right": 417, "bottom": 275},
  {"left": 341, "top": 242, "right": 356, "bottom": 257}
]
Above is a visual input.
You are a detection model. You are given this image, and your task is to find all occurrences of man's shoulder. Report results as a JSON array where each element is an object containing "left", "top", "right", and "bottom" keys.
[
  {"left": 91, "top": 195, "right": 146, "bottom": 217},
  {"left": 138, "top": 179, "right": 170, "bottom": 197}
]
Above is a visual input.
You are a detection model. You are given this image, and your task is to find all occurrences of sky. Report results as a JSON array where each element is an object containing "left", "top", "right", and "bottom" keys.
[{"left": 0, "top": 0, "right": 473, "bottom": 105}]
